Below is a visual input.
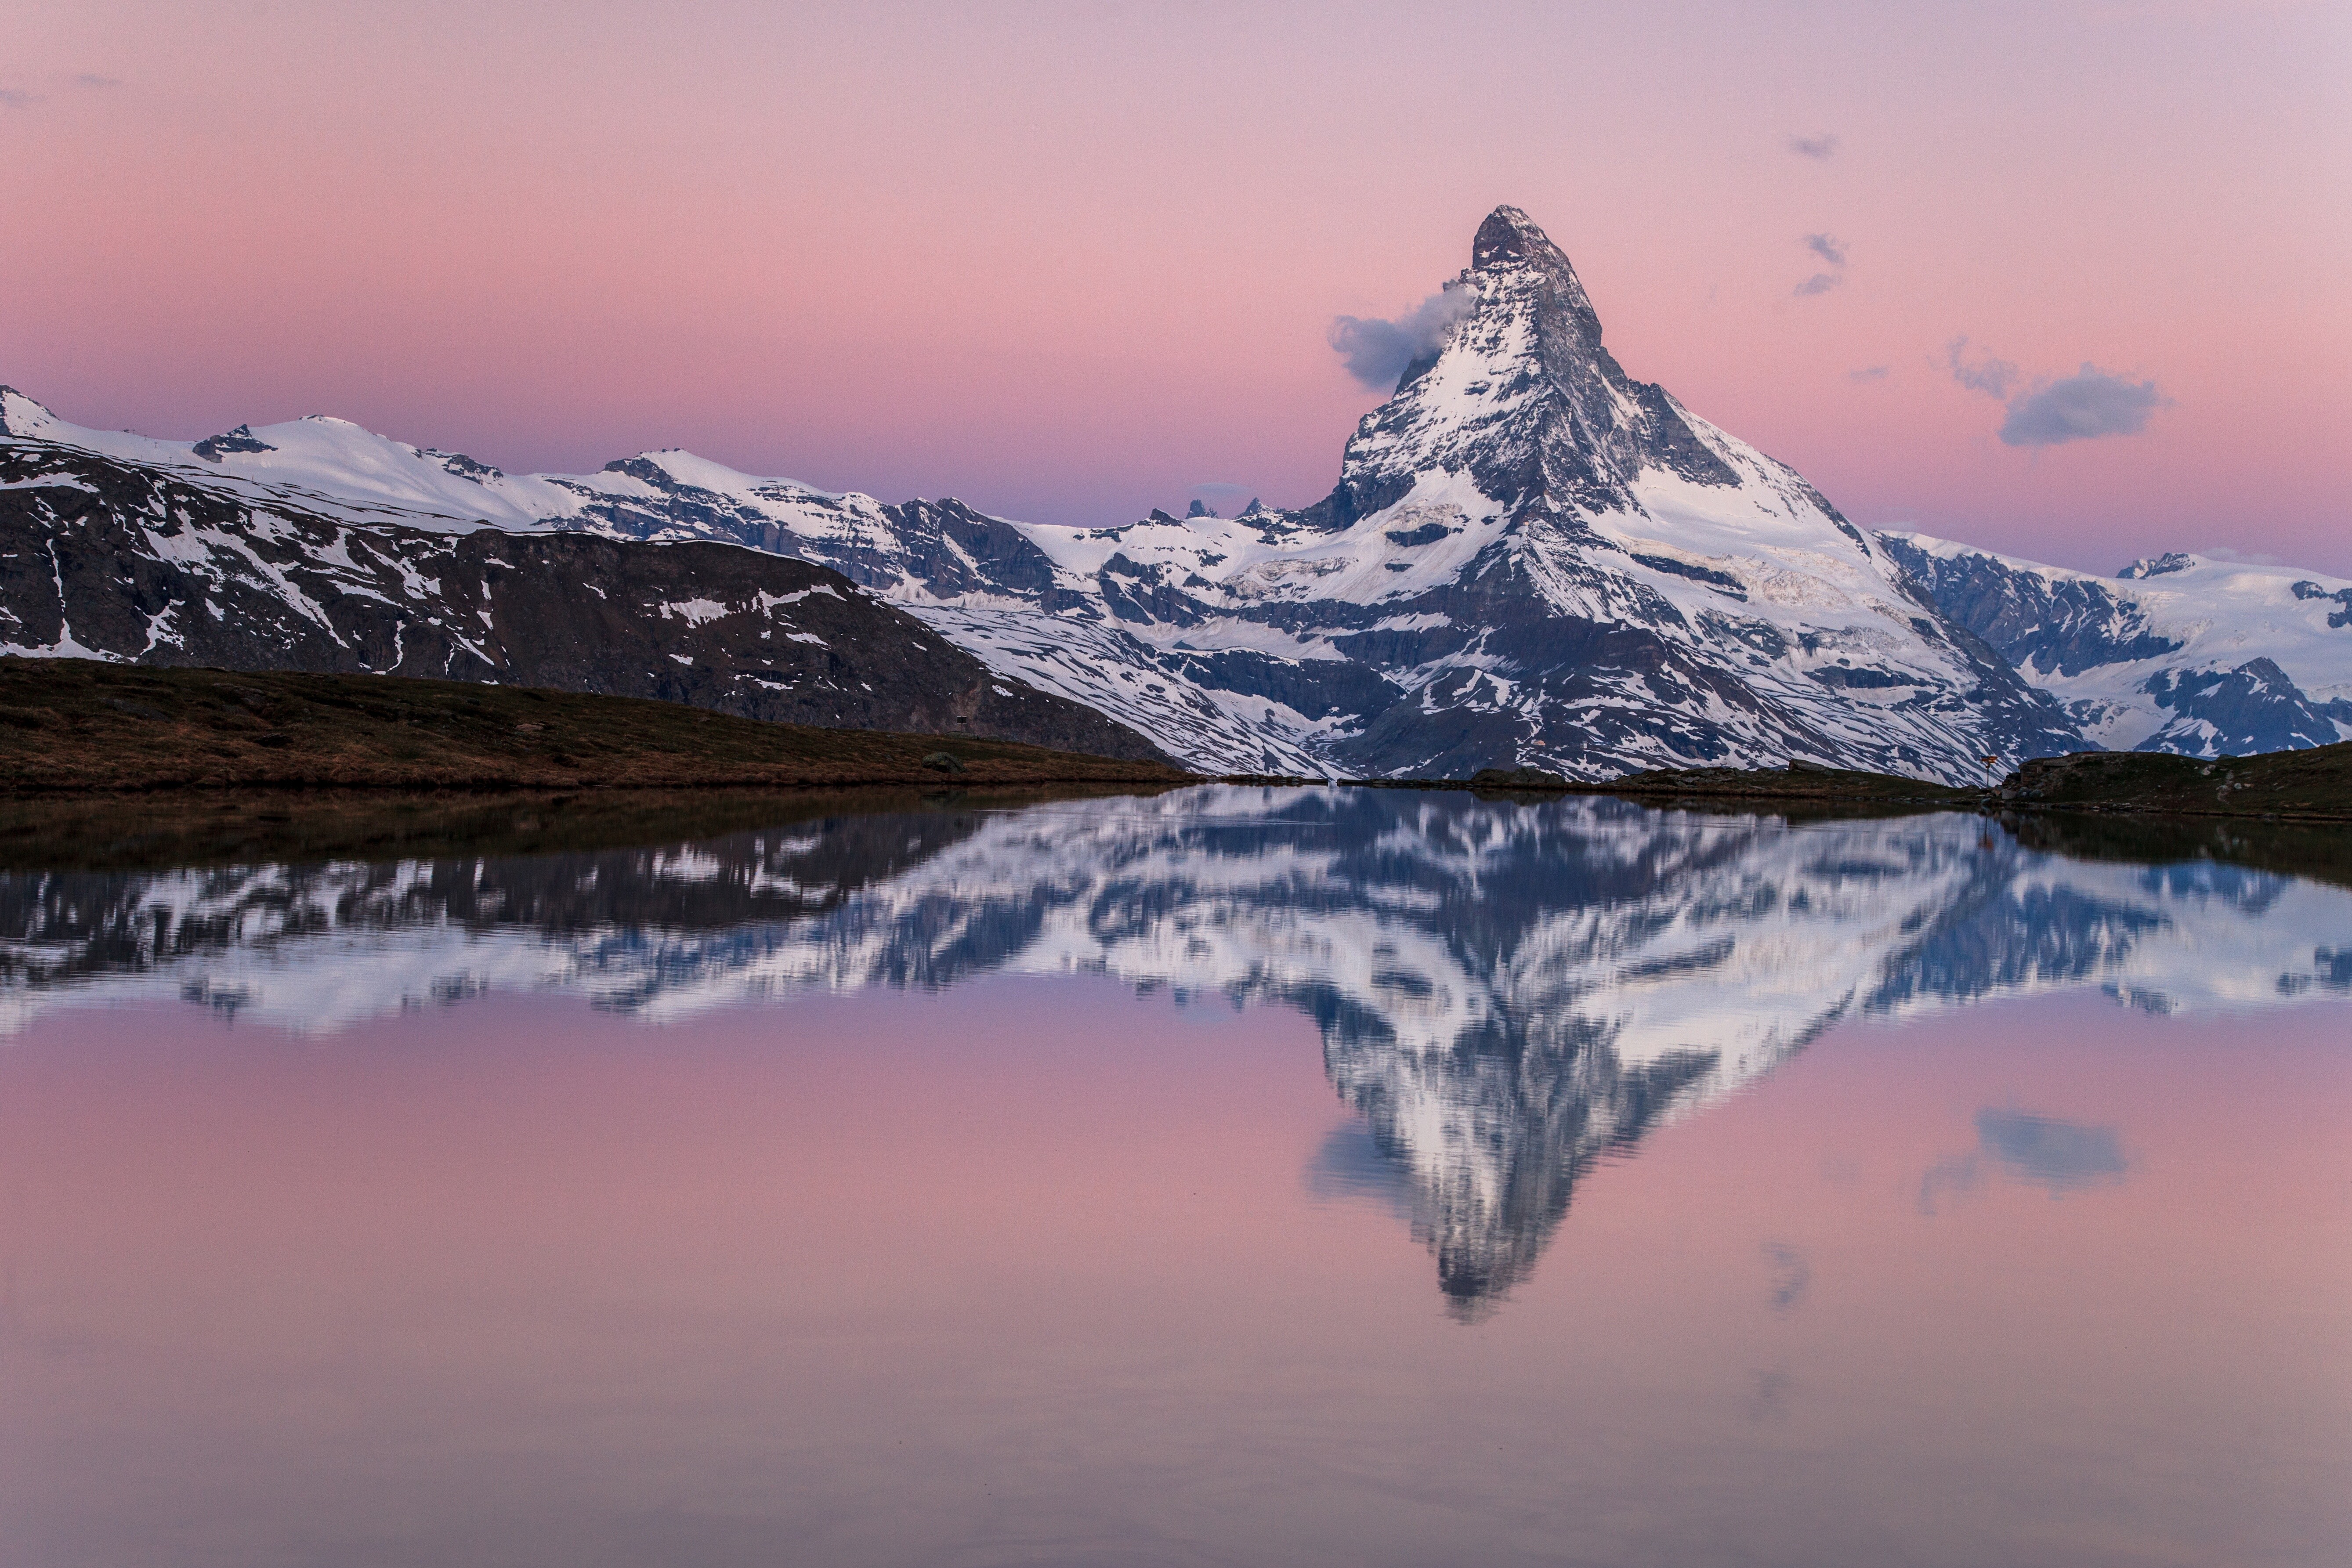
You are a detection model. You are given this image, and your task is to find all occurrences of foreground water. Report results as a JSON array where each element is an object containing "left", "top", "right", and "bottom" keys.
[{"left": 0, "top": 787, "right": 2345, "bottom": 1567}]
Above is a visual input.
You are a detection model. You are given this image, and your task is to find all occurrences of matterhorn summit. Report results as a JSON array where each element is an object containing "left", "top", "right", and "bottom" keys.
[
  {"left": 1334, "top": 206, "right": 1767, "bottom": 524},
  {"left": 13, "top": 206, "right": 2342, "bottom": 778}
]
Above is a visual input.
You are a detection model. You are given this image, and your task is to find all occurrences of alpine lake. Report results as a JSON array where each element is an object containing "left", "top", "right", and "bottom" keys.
[{"left": 0, "top": 784, "right": 2343, "bottom": 1568}]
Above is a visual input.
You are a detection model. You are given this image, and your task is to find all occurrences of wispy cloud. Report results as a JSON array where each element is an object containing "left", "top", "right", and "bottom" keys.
[
  {"left": 1849, "top": 365, "right": 1890, "bottom": 383},
  {"left": 1788, "top": 133, "right": 1841, "bottom": 159},
  {"left": 1999, "top": 366, "right": 2169, "bottom": 447},
  {"left": 1792, "top": 233, "right": 1848, "bottom": 297},
  {"left": 1328, "top": 287, "right": 1472, "bottom": 390},
  {"left": 0, "top": 88, "right": 39, "bottom": 108},
  {"left": 1946, "top": 336, "right": 2018, "bottom": 400},
  {"left": 75, "top": 73, "right": 122, "bottom": 89}
]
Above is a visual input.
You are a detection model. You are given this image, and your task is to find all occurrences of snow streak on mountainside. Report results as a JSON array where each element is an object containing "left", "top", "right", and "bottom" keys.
[
  {"left": 3, "top": 206, "right": 2332, "bottom": 777},
  {"left": 548, "top": 207, "right": 2091, "bottom": 781},
  {"left": 0, "top": 210, "right": 2089, "bottom": 780},
  {"left": 4, "top": 789, "right": 2346, "bottom": 1310},
  {"left": 1880, "top": 533, "right": 2352, "bottom": 757},
  {"left": 0, "top": 429, "right": 1171, "bottom": 762}
]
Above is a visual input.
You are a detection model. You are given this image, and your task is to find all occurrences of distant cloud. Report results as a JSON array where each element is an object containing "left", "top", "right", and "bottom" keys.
[
  {"left": 2198, "top": 545, "right": 2283, "bottom": 567},
  {"left": 1998, "top": 365, "right": 2168, "bottom": 447},
  {"left": 1792, "top": 233, "right": 1848, "bottom": 297},
  {"left": 1788, "top": 133, "right": 1841, "bottom": 159},
  {"left": 0, "top": 88, "right": 38, "bottom": 108},
  {"left": 1328, "top": 287, "right": 1471, "bottom": 390},
  {"left": 1946, "top": 336, "right": 2018, "bottom": 400},
  {"left": 75, "top": 73, "right": 122, "bottom": 89},
  {"left": 1849, "top": 365, "right": 1890, "bottom": 383}
]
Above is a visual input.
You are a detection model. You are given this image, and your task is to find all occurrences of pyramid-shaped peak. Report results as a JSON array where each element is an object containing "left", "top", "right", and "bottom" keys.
[{"left": 1473, "top": 206, "right": 1567, "bottom": 271}]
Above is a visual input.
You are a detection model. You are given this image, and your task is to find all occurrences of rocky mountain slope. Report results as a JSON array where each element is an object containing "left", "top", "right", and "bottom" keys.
[
  {"left": 4, "top": 206, "right": 2336, "bottom": 780},
  {"left": 1878, "top": 535, "right": 2352, "bottom": 756},
  {"left": 0, "top": 430, "right": 1171, "bottom": 762}
]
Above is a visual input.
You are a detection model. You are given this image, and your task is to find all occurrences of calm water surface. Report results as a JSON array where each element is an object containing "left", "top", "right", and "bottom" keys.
[{"left": 0, "top": 788, "right": 2345, "bottom": 1567}]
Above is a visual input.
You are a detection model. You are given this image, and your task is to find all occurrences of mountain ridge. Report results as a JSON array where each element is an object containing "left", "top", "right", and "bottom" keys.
[{"left": 3, "top": 206, "right": 2338, "bottom": 778}]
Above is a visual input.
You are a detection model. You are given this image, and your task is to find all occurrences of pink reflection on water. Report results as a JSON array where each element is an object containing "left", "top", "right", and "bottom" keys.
[{"left": 0, "top": 981, "right": 2344, "bottom": 1566}]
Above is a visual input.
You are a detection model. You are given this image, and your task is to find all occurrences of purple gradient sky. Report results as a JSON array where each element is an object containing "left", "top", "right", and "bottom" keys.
[{"left": 4, "top": 2, "right": 2347, "bottom": 572}]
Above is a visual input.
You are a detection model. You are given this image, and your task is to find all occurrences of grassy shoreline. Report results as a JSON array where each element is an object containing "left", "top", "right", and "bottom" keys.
[
  {"left": 0, "top": 659, "right": 1192, "bottom": 793},
  {"left": 1218, "top": 745, "right": 2352, "bottom": 823},
  {"left": 6, "top": 658, "right": 2344, "bottom": 825}
]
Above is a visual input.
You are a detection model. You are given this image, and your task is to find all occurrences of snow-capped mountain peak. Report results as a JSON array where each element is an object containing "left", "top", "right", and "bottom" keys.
[
  {"left": 1336, "top": 205, "right": 1751, "bottom": 528},
  {"left": 6, "top": 203, "right": 2338, "bottom": 778}
]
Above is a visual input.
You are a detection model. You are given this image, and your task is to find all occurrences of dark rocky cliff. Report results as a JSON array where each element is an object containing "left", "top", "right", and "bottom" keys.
[{"left": 0, "top": 444, "right": 1174, "bottom": 764}]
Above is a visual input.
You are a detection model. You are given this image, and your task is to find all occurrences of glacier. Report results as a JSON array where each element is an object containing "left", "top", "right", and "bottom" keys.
[
  {"left": 1881, "top": 534, "right": 2352, "bottom": 757},
  {"left": 4, "top": 206, "right": 2341, "bottom": 778}
]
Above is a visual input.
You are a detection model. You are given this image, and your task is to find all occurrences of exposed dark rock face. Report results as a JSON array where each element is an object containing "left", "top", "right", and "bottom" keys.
[
  {"left": 2139, "top": 659, "right": 2350, "bottom": 755},
  {"left": 1877, "top": 534, "right": 2183, "bottom": 677},
  {"left": 1882, "top": 534, "right": 2352, "bottom": 758},
  {"left": 10, "top": 206, "right": 2338, "bottom": 781},
  {"left": 1333, "top": 205, "right": 1748, "bottom": 527},
  {"left": 2290, "top": 579, "right": 2352, "bottom": 629},
  {"left": 0, "top": 444, "right": 1174, "bottom": 763}
]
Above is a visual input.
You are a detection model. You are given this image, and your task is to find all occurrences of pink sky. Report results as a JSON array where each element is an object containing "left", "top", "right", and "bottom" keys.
[{"left": 4, "top": 1, "right": 2347, "bottom": 572}]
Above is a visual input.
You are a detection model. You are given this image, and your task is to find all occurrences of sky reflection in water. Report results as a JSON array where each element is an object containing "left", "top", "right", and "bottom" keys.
[{"left": 0, "top": 788, "right": 2345, "bottom": 1567}]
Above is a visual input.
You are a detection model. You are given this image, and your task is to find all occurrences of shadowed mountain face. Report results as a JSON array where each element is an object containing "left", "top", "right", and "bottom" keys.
[
  {"left": 7, "top": 214, "right": 2345, "bottom": 779},
  {"left": 0, "top": 441, "right": 1171, "bottom": 763},
  {"left": 0, "top": 208, "right": 2091, "bottom": 782},
  {"left": 3, "top": 789, "right": 2347, "bottom": 1315},
  {"left": 1879, "top": 534, "right": 2352, "bottom": 757}
]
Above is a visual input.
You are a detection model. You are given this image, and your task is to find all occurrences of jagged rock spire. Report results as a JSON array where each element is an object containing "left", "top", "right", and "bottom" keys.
[{"left": 1329, "top": 205, "right": 1737, "bottom": 525}]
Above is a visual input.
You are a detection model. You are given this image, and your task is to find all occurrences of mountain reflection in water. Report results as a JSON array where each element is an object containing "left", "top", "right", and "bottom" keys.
[{"left": 4, "top": 787, "right": 2346, "bottom": 1316}]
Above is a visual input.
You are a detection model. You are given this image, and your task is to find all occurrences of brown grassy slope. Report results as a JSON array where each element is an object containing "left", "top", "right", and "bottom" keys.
[
  {"left": 1997, "top": 742, "right": 2352, "bottom": 820},
  {"left": 0, "top": 658, "right": 1192, "bottom": 792}
]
